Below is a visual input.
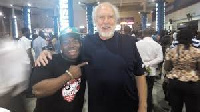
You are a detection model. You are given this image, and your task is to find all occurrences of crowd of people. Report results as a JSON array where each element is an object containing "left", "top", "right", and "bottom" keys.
[{"left": 0, "top": 2, "right": 200, "bottom": 112}]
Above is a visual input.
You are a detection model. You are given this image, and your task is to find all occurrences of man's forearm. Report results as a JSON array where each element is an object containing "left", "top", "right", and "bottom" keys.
[
  {"left": 148, "top": 48, "right": 163, "bottom": 66},
  {"left": 32, "top": 74, "right": 71, "bottom": 98},
  {"left": 136, "top": 75, "right": 147, "bottom": 107}
]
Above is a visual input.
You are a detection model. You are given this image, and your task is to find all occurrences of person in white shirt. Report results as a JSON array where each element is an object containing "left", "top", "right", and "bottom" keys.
[
  {"left": 0, "top": 36, "right": 30, "bottom": 112},
  {"left": 32, "top": 31, "right": 47, "bottom": 60},
  {"left": 18, "top": 28, "right": 34, "bottom": 66},
  {"left": 136, "top": 29, "right": 163, "bottom": 112}
]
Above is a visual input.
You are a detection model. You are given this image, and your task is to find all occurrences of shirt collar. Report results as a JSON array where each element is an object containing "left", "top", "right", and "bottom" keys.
[{"left": 143, "top": 37, "right": 153, "bottom": 40}]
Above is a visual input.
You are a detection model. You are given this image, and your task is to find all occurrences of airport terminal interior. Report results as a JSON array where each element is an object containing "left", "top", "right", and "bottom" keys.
[{"left": 0, "top": 0, "right": 200, "bottom": 112}]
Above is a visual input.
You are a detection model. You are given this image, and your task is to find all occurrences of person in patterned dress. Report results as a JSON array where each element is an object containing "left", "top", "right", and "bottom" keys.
[{"left": 164, "top": 29, "right": 200, "bottom": 112}]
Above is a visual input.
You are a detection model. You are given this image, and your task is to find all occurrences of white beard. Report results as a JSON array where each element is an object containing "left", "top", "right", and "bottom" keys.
[
  {"left": 99, "top": 31, "right": 114, "bottom": 39},
  {"left": 97, "top": 26, "right": 115, "bottom": 40}
]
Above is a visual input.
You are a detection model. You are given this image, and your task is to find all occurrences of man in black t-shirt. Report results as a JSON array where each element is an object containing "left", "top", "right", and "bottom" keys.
[
  {"left": 34, "top": 2, "right": 147, "bottom": 112},
  {"left": 31, "top": 32, "right": 87, "bottom": 112}
]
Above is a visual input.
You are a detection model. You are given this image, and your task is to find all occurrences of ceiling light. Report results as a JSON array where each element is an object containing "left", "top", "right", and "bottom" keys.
[
  {"left": 79, "top": 26, "right": 85, "bottom": 28},
  {"left": 120, "top": 22, "right": 127, "bottom": 25},
  {"left": 78, "top": 2, "right": 81, "bottom": 5},
  {"left": 10, "top": 4, "right": 13, "bottom": 7},
  {"left": 28, "top": 3, "right": 31, "bottom": 7},
  {"left": 0, "top": 12, "right": 3, "bottom": 16},
  {"left": 146, "top": 23, "right": 151, "bottom": 26}
]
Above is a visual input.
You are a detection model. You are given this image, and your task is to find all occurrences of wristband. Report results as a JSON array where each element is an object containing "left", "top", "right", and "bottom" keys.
[{"left": 66, "top": 70, "right": 74, "bottom": 79}]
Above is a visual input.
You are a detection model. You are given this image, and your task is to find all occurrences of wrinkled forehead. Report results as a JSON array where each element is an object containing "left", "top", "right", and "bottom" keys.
[{"left": 96, "top": 4, "right": 115, "bottom": 16}]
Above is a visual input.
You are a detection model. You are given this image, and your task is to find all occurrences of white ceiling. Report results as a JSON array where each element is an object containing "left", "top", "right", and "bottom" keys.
[
  {"left": 0, "top": 0, "right": 157, "bottom": 10},
  {"left": 0, "top": 0, "right": 57, "bottom": 9},
  {"left": 79, "top": 0, "right": 157, "bottom": 12},
  {"left": 0, "top": 0, "right": 175, "bottom": 9},
  {"left": 0, "top": 0, "right": 175, "bottom": 15}
]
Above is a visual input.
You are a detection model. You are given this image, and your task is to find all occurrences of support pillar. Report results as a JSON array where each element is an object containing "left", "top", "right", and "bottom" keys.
[
  {"left": 141, "top": 12, "right": 147, "bottom": 30},
  {"left": 140, "top": 0, "right": 149, "bottom": 30},
  {"left": 23, "top": 6, "right": 31, "bottom": 38},
  {"left": 156, "top": 0, "right": 165, "bottom": 34},
  {"left": 68, "top": 0, "right": 74, "bottom": 27},
  {"left": 53, "top": 16, "right": 59, "bottom": 37},
  {"left": 11, "top": 8, "right": 18, "bottom": 39},
  {"left": 86, "top": 4, "right": 94, "bottom": 34}
]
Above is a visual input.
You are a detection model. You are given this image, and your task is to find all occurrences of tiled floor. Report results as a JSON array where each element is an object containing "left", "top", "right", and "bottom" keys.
[
  {"left": 25, "top": 98, "right": 36, "bottom": 112},
  {"left": 152, "top": 78, "right": 171, "bottom": 112}
]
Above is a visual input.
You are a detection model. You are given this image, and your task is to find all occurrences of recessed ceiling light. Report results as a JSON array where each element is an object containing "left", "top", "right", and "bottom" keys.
[
  {"left": 79, "top": 26, "right": 85, "bottom": 28},
  {"left": 10, "top": 4, "right": 13, "bottom": 7},
  {"left": 0, "top": 12, "right": 3, "bottom": 16},
  {"left": 28, "top": 3, "right": 31, "bottom": 7}
]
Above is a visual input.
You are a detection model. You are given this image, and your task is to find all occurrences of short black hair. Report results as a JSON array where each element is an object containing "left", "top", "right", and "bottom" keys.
[
  {"left": 124, "top": 26, "right": 131, "bottom": 34},
  {"left": 32, "top": 34, "right": 38, "bottom": 40},
  {"left": 21, "top": 28, "right": 30, "bottom": 34},
  {"left": 177, "top": 29, "right": 193, "bottom": 48},
  {"left": 142, "top": 28, "right": 153, "bottom": 37},
  {"left": 39, "top": 30, "right": 45, "bottom": 38},
  {"left": 59, "top": 32, "right": 81, "bottom": 43},
  {"left": 161, "top": 35, "right": 171, "bottom": 46}
]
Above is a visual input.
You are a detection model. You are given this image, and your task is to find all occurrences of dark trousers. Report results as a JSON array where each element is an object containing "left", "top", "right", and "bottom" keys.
[
  {"left": 146, "top": 76, "right": 155, "bottom": 112},
  {"left": 0, "top": 88, "right": 27, "bottom": 112},
  {"left": 169, "top": 79, "right": 200, "bottom": 112}
]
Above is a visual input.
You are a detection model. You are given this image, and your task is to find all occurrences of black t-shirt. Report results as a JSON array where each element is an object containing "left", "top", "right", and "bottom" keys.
[
  {"left": 81, "top": 32, "right": 144, "bottom": 112},
  {"left": 31, "top": 54, "right": 85, "bottom": 112}
]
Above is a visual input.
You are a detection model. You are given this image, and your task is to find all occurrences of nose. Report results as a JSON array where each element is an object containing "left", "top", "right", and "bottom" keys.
[
  {"left": 103, "top": 17, "right": 110, "bottom": 23},
  {"left": 68, "top": 42, "right": 75, "bottom": 48}
]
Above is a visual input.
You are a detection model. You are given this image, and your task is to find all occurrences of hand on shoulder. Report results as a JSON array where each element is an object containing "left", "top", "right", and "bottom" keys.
[{"left": 34, "top": 50, "right": 53, "bottom": 67}]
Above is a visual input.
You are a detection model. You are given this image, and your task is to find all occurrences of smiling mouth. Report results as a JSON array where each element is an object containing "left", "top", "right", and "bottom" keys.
[
  {"left": 68, "top": 49, "right": 78, "bottom": 55},
  {"left": 102, "top": 26, "right": 111, "bottom": 31}
]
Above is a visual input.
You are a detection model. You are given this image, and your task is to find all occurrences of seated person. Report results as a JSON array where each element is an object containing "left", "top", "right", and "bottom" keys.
[{"left": 31, "top": 32, "right": 87, "bottom": 112}]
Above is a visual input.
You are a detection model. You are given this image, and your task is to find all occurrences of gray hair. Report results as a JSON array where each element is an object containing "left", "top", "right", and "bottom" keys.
[{"left": 92, "top": 2, "right": 119, "bottom": 25}]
